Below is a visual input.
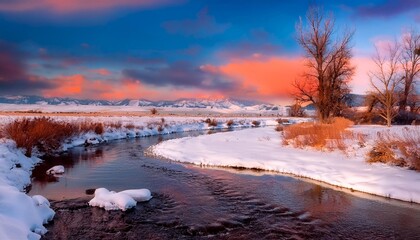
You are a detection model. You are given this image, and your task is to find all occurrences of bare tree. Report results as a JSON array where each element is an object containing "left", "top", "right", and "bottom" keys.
[
  {"left": 399, "top": 29, "right": 420, "bottom": 113},
  {"left": 294, "top": 7, "right": 354, "bottom": 122},
  {"left": 369, "top": 42, "right": 403, "bottom": 127}
]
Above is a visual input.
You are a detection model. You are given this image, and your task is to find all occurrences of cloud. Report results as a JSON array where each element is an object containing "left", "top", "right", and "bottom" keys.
[
  {"left": 89, "top": 68, "right": 112, "bottom": 76},
  {"left": 0, "top": 41, "right": 54, "bottom": 94},
  {"left": 122, "top": 61, "right": 238, "bottom": 91},
  {"left": 162, "top": 8, "right": 230, "bottom": 37},
  {"left": 214, "top": 56, "right": 304, "bottom": 101},
  {"left": 0, "top": 0, "right": 179, "bottom": 13},
  {"left": 356, "top": 0, "right": 420, "bottom": 18},
  {"left": 351, "top": 57, "right": 379, "bottom": 95}
]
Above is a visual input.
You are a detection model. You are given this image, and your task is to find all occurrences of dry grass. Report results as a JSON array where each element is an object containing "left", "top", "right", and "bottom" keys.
[
  {"left": 283, "top": 117, "right": 355, "bottom": 151},
  {"left": 226, "top": 119, "right": 234, "bottom": 127},
  {"left": 106, "top": 121, "right": 123, "bottom": 129},
  {"left": 205, "top": 118, "right": 218, "bottom": 127},
  {"left": 275, "top": 125, "right": 284, "bottom": 132},
  {"left": 4, "top": 117, "right": 79, "bottom": 156},
  {"left": 150, "top": 108, "right": 158, "bottom": 115},
  {"left": 79, "top": 121, "right": 104, "bottom": 134},
  {"left": 252, "top": 120, "right": 261, "bottom": 127},
  {"left": 368, "top": 127, "right": 420, "bottom": 171},
  {"left": 124, "top": 123, "right": 136, "bottom": 129}
]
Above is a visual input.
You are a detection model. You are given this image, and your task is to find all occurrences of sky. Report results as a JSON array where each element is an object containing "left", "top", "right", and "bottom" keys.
[{"left": 0, "top": 0, "right": 418, "bottom": 104}]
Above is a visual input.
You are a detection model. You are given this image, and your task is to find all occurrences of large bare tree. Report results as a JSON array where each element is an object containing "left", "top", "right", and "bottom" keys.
[
  {"left": 294, "top": 7, "right": 354, "bottom": 122},
  {"left": 369, "top": 42, "right": 403, "bottom": 127},
  {"left": 399, "top": 29, "right": 420, "bottom": 113}
]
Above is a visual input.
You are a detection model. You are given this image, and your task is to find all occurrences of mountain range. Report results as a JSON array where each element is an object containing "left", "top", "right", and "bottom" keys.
[
  {"left": 0, "top": 94, "right": 366, "bottom": 111},
  {"left": 0, "top": 95, "right": 283, "bottom": 111}
]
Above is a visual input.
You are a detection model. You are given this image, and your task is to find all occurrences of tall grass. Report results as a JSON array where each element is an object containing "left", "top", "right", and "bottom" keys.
[
  {"left": 283, "top": 117, "right": 357, "bottom": 151},
  {"left": 3, "top": 117, "right": 109, "bottom": 157},
  {"left": 368, "top": 127, "right": 420, "bottom": 171},
  {"left": 4, "top": 117, "right": 79, "bottom": 157}
]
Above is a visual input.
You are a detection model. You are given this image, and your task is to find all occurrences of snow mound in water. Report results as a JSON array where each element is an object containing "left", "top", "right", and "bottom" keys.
[
  {"left": 46, "top": 165, "right": 65, "bottom": 175},
  {"left": 88, "top": 188, "right": 152, "bottom": 211}
]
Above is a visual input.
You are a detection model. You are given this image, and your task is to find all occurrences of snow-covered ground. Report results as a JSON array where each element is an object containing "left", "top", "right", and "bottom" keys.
[
  {"left": 0, "top": 103, "right": 289, "bottom": 117},
  {"left": 0, "top": 140, "right": 55, "bottom": 240},
  {"left": 0, "top": 115, "right": 291, "bottom": 239},
  {"left": 151, "top": 125, "right": 420, "bottom": 203}
]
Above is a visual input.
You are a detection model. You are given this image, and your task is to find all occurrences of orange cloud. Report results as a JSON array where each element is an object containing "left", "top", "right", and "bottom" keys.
[
  {"left": 43, "top": 74, "right": 84, "bottom": 97},
  {"left": 203, "top": 56, "right": 305, "bottom": 102},
  {"left": 42, "top": 74, "right": 163, "bottom": 100},
  {"left": 0, "top": 0, "right": 178, "bottom": 13}
]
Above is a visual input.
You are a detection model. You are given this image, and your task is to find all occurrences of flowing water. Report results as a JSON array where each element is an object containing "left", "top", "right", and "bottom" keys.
[{"left": 29, "top": 130, "right": 420, "bottom": 239}]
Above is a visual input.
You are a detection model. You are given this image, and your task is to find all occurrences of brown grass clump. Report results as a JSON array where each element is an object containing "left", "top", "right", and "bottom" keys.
[
  {"left": 4, "top": 117, "right": 79, "bottom": 157},
  {"left": 283, "top": 117, "right": 355, "bottom": 151},
  {"left": 124, "top": 123, "right": 136, "bottom": 129},
  {"left": 93, "top": 123, "right": 104, "bottom": 135},
  {"left": 368, "top": 127, "right": 420, "bottom": 171},
  {"left": 226, "top": 119, "right": 234, "bottom": 127},
  {"left": 277, "top": 118, "right": 290, "bottom": 124},
  {"left": 150, "top": 108, "right": 158, "bottom": 115},
  {"left": 275, "top": 125, "right": 284, "bottom": 132},
  {"left": 206, "top": 119, "right": 218, "bottom": 127},
  {"left": 106, "top": 121, "right": 122, "bottom": 129},
  {"left": 79, "top": 121, "right": 104, "bottom": 134},
  {"left": 252, "top": 120, "right": 261, "bottom": 127}
]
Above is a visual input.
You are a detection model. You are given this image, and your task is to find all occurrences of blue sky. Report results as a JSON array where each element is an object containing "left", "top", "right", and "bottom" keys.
[{"left": 0, "top": 0, "right": 418, "bottom": 103}]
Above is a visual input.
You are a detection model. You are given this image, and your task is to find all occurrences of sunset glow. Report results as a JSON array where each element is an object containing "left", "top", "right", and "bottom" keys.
[{"left": 0, "top": 0, "right": 418, "bottom": 103}]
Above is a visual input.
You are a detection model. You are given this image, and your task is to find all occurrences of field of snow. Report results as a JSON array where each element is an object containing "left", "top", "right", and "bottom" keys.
[
  {"left": 151, "top": 125, "right": 420, "bottom": 203},
  {"left": 0, "top": 103, "right": 289, "bottom": 117}
]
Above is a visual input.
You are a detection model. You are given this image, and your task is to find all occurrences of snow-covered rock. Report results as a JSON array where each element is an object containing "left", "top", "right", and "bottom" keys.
[
  {"left": 46, "top": 165, "right": 65, "bottom": 175},
  {"left": 88, "top": 188, "right": 152, "bottom": 211}
]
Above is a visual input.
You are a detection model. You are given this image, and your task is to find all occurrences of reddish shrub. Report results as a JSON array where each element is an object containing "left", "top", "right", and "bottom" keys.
[{"left": 4, "top": 117, "right": 79, "bottom": 156}]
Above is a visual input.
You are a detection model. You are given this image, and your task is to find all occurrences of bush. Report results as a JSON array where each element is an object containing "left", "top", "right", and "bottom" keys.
[
  {"left": 207, "top": 119, "right": 218, "bottom": 127},
  {"left": 79, "top": 121, "right": 104, "bottom": 134},
  {"left": 283, "top": 117, "right": 356, "bottom": 151},
  {"left": 276, "top": 118, "right": 290, "bottom": 124},
  {"left": 226, "top": 120, "right": 234, "bottom": 127},
  {"left": 252, "top": 120, "right": 261, "bottom": 127},
  {"left": 94, "top": 123, "right": 104, "bottom": 135},
  {"left": 4, "top": 117, "right": 79, "bottom": 157},
  {"left": 368, "top": 127, "right": 420, "bottom": 171},
  {"left": 150, "top": 108, "right": 158, "bottom": 115},
  {"left": 106, "top": 121, "right": 122, "bottom": 129},
  {"left": 124, "top": 123, "right": 135, "bottom": 129},
  {"left": 275, "top": 125, "right": 284, "bottom": 132},
  {"left": 289, "top": 103, "right": 305, "bottom": 117}
]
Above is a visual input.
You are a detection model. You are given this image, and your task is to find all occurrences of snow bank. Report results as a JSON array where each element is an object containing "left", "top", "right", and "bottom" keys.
[
  {"left": 46, "top": 165, "right": 65, "bottom": 175},
  {"left": 0, "top": 140, "right": 55, "bottom": 240},
  {"left": 88, "top": 188, "right": 152, "bottom": 211},
  {"left": 151, "top": 126, "right": 420, "bottom": 203}
]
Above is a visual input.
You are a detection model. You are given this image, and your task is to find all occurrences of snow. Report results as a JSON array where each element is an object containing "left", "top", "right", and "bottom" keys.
[
  {"left": 88, "top": 188, "right": 152, "bottom": 211},
  {"left": 0, "top": 140, "right": 55, "bottom": 240},
  {"left": 151, "top": 126, "right": 420, "bottom": 203},
  {"left": 46, "top": 165, "right": 65, "bottom": 175}
]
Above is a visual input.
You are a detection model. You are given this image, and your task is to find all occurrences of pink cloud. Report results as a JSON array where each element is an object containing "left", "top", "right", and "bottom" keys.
[
  {"left": 0, "top": 0, "right": 179, "bottom": 13},
  {"left": 351, "top": 57, "right": 376, "bottom": 94},
  {"left": 89, "top": 68, "right": 112, "bottom": 76}
]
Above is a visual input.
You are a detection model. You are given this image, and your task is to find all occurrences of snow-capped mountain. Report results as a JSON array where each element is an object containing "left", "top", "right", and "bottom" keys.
[{"left": 0, "top": 95, "right": 283, "bottom": 110}]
